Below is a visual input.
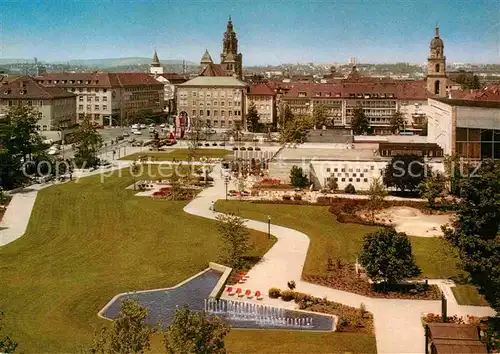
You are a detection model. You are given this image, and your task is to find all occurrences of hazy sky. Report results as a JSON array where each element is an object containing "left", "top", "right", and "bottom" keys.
[{"left": 1, "top": 0, "right": 499, "bottom": 65}]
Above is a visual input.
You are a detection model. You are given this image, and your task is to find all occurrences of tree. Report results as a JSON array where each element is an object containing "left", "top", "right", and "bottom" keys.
[
  {"left": 312, "top": 104, "right": 328, "bottom": 128},
  {"left": 187, "top": 117, "right": 204, "bottom": 149},
  {"left": 89, "top": 299, "right": 152, "bottom": 354},
  {"left": 289, "top": 165, "right": 309, "bottom": 188},
  {"left": 455, "top": 72, "right": 481, "bottom": 90},
  {"left": 246, "top": 102, "right": 260, "bottom": 132},
  {"left": 0, "top": 312, "right": 17, "bottom": 353},
  {"left": 279, "top": 115, "right": 312, "bottom": 144},
  {"left": 359, "top": 228, "right": 421, "bottom": 285},
  {"left": 390, "top": 110, "right": 405, "bottom": 134},
  {"left": 367, "top": 177, "right": 387, "bottom": 222},
  {"left": 216, "top": 213, "right": 250, "bottom": 268},
  {"left": 73, "top": 116, "right": 103, "bottom": 168},
  {"left": 351, "top": 106, "right": 370, "bottom": 135},
  {"left": 443, "top": 160, "right": 500, "bottom": 311},
  {"left": 279, "top": 104, "right": 294, "bottom": 129},
  {"left": 383, "top": 154, "right": 429, "bottom": 193},
  {"left": 326, "top": 177, "right": 338, "bottom": 192},
  {"left": 163, "top": 305, "right": 230, "bottom": 354},
  {"left": 419, "top": 173, "right": 446, "bottom": 210},
  {"left": 344, "top": 183, "right": 356, "bottom": 194}
]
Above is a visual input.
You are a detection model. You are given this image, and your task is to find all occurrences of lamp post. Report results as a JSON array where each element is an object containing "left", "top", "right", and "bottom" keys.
[
  {"left": 224, "top": 175, "right": 229, "bottom": 201},
  {"left": 267, "top": 215, "right": 271, "bottom": 239},
  {"left": 0, "top": 186, "right": 4, "bottom": 206}
]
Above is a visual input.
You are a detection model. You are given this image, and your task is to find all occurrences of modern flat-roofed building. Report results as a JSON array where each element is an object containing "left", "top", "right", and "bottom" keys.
[
  {"left": 0, "top": 75, "right": 76, "bottom": 130},
  {"left": 427, "top": 96, "right": 500, "bottom": 160},
  {"left": 36, "top": 73, "right": 164, "bottom": 126}
]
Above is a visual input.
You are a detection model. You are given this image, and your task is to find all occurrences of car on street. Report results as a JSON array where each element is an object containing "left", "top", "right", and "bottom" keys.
[
  {"left": 122, "top": 131, "right": 130, "bottom": 137},
  {"left": 140, "top": 124, "right": 146, "bottom": 129},
  {"left": 132, "top": 130, "right": 142, "bottom": 135}
]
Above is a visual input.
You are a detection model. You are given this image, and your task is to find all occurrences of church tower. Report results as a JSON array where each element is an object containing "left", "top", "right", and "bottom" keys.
[
  {"left": 150, "top": 50, "right": 163, "bottom": 75},
  {"left": 426, "top": 26, "right": 447, "bottom": 97},
  {"left": 220, "top": 16, "right": 243, "bottom": 79}
]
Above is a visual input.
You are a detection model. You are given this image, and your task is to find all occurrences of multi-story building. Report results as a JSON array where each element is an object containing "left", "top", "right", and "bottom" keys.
[
  {"left": 176, "top": 76, "right": 247, "bottom": 129},
  {"left": 36, "top": 73, "right": 164, "bottom": 126},
  {"left": 246, "top": 83, "right": 276, "bottom": 126},
  {"left": 427, "top": 91, "right": 500, "bottom": 160},
  {"left": 0, "top": 75, "right": 76, "bottom": 130}
]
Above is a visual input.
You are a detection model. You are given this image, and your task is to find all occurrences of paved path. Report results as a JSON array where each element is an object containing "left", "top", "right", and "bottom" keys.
[{"left": 184, "top": 165, "right": 496, "bottom": 354}]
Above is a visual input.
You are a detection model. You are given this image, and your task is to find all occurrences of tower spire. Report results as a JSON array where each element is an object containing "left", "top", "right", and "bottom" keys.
[{"left": 435, "top": 23, "right": 439, "bottom": 37}]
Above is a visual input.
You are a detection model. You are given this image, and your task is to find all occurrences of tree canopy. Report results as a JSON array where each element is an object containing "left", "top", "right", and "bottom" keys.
[
  {"left": 163, "top": 305, "right": 230, "bottom": 354},
  {"left": 73, "top": 116, "right": 103, "bottom": 168},
  {"left": 289, "top": 165, "right": 309, "bottom": 188},
  {"left": 383, "top": 154, "right": 429, "bottom": 192},
  {"left": 246, "top": 102, "right": 260, "bottom": 132},
  {"left": 216, "top": 213, "right": 250, "bottom": 268},
  {"left": 390, "top": 110, "right": 405, "bottom": 134},
  {"left": 419, "top": 172, "right": 446, "bottom": 209},
  {"left": 279, "top": 115, "right": 312, "bottom": 144},
  {"left": 443, "top": 159, "right": 500, "bottom": 311},
  {"left": 351, "top": 106, "right": 370, "bottom": 135},
  {"left": 312, "top": 104, "right": 328, "bottom": 128},
  {"left": 359, "top": 227, "right": 421, "bottom": 284}
]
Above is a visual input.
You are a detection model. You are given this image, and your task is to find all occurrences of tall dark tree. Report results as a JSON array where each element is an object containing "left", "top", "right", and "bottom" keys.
[
  {"left": 72, "top": 116, "right": 103, "bottom": 168},
  {"left": 443, "top": 159, "right": 500, "bottom": 311},
  {"left": 312, "top": 103, "right": 328, "bottom": 128},
  {"left": 419, "top": 172, "right": 446, "bottom": 210},
  {"left": 383, "top": 154, "right": 429, "bottom": 193},
  {"left": 246, "top": 102, "right": 260, "bottom": 132},
  {"left": 359, "top": 227, "right": 421, "bottom": 285},
  {"left": 390, "top": 110, "right": 405, "bottom": 134},
  {"left": 289, "top": 165, "right": 309, "bottom": 188},
  {"left": 351, "top": 106, "right": 370, "bottom": 135},
  {"left": 163, "top": 305, "right": 230, "bottom": 354},
  {"left": 279, "top": 104, "right": 294, "bottom": 129},
  {"left": 280, "top": 115, "right": 312, "bottom": 144}
]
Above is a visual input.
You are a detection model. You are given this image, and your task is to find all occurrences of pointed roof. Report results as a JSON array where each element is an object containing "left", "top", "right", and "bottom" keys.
[
  {"left": 200, "top": 49, "right": 213, "bottom": 64},
  {"left": 152, "top": 50, "right": 160, "bottom": 65},
  {"left": 199, "top": 63, "right": 228, "bottom": 77}
]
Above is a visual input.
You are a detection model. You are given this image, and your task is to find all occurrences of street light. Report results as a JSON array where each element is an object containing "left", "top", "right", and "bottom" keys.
[
  {"left": 267, "top": 215, "right": 271, "bottom": 239},
  {"left": 224, "top": 175, "right": 230, "bottom": 201},
  {"left": 0, "top": 186, "right": 4, "bottom": 206}
]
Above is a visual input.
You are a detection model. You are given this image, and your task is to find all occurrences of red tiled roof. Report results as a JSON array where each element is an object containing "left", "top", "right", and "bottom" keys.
[
  {"left": 248, "top": 83, "right": 275, "bottom": 96},
  {"left": 462, "top": 85, "right": 500, "bottom": 102},
  {"left": 114, "top": 73, "right": 163, "bottom": 86},
  {"left": 280, "top": 80, "right": 430, "bottom": 100},
  {"left": 199, "top": 63, "right": 229, "bottom": 77},
  {"left": 158, "top": 73, "right": 189, "bottom": 82},
  {"left": 36, "top": 72, "right": 118, "bottom": 87},
  {"left": 1, "top": 76, "right": 75, "bottom": 99}
]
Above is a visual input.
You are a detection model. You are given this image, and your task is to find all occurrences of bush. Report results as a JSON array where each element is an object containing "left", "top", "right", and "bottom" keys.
[
  {"left": 268, "top": 287, "right": 281, "bottom": 299},
  {"left": 344, "top": 183, "right": 356, "bottom": 194},
  {"left": 293, "top": 292, "right": 313, "bottom": 303},
  {"left": 293, "top": 194, "right": 302, "bottom": 201},
  {"left": 282, "top": 195, "right": 292, "bottom": 200},
  {"left": 280, "top": 290, "right": 295, "bottom": 302},
  {"left": 287, "top": 280, "right": 296, "bottom": 290}
]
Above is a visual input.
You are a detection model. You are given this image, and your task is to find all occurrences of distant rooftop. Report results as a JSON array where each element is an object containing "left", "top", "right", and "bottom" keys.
[
  {"left": 179, "top": 76, "right": 247, "bottom": 87},
  {"left": 432, "top": 97, "right": 500, "bottom": 109}
]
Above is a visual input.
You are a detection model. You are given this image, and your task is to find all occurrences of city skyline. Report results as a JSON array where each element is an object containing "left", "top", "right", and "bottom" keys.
[{"left": 1, "top": 0, "right": 499, "bottom": 65}]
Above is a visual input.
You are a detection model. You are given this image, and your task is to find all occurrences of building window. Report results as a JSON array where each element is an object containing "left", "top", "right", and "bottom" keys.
[
  {"left": 435, "top": 63, "right": 440, "bottom": 73},
  {"left": 79, "top": 96, "right": 83, "bottom": 101},
  {"left": 103, "top": 89, "right": 107, "bottom": 93},
  {"left": 221, "top": 110, "right": 225, "bottom": 117},
  {"left": 207, "top": 110, "right": 210, "bottom": 116},
  {"left": 103, "top": 96, "right": 107, "bottom": 101},
  {"left": 229, "top": 111, "right": 233, "bottom": 116},
  {"left": 192, "top": 92, "right": 197, "bottom": 97},
  {"left": 199, "top": 110, "right": 203, "bottom": 116},
  {"left": 341, "top": 178, "right": 346, "bottom": 182},
  {"left": 95, "top": 105, "right": 99, "bottom": 110},
  {"left": 214, "top": 110, "right": 218, "bottom": 116},
  {"left": 94, "top": 114, "right": 99, "bottom": 120},
  {"left": 103, "top": 105, "right": 107, "bottom": 110},
  {"left": 192, "top": 109, "right": 196, "bottom": 116},
  {"left": 364, "top": 178, "right": 368, "bottom": 182},
  {"left": 356, "top": 178, "right": 360, "bottom": 182},
  {"left": 95, "top": 96, "right": 99, "bottom": 102},
  {"left": 87, "top": 105, "right": 91, "bottom": 110},
  {"left": 213, "top": 101, "right": 218, "bottom": 106},
  {"left": 434, "top": 80, "right": 440, "bottom": 95},
  {"left": 221, "top": 101, "right": 225, "bottom": 107},
  {"left": 349, "top": 178, "right": 353, "bottom": 182},
  {"left": 79, "top": 105, "right": 84, "bottom": 110}
]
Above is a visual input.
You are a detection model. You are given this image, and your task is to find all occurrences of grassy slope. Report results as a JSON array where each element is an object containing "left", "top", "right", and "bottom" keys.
[
  {"left": 120, "top": 148, "right": 231, "bottom": 161},
  {"left": 148, "top": 331, "right": 377, "bottom": 353},
  {"left": 215, "top": 201, "right": 463, "bottom": 279},
  {"left": 0, "top": 169, "right": 273, "bottom": 352},
  {"left": 451, "top": 285, "right": 489, "bottom": 306}
]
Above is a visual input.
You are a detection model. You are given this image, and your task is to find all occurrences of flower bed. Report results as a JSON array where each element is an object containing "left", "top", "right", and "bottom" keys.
[{"left": 421, "top": 313, "right": 481, "bottom": 326}]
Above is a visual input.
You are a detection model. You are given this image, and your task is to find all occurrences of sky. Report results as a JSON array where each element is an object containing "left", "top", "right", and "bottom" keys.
[{"left": 1, "top": 0, "right": 499, "bottom": 65}]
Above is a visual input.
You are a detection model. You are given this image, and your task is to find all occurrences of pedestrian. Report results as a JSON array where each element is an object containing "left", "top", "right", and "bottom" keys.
[{"left": 209, "top": 200, "right": 215, "bottom": 212}]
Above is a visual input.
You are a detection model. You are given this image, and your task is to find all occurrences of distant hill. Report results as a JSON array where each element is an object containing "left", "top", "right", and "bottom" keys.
[{"left": 0, "top": 58, "right": 197, "bottom": 68}]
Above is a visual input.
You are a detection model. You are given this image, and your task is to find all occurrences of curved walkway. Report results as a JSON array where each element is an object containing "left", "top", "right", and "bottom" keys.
[{"left": 184, "top": 165, "right": 496, "bottom": 354}]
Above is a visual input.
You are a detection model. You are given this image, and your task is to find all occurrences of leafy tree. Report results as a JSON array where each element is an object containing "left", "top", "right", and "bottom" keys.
[
  {"left": 368, "top": 177, "right": 387, "bottom": 222},
  {"left": 383, "top": 154, "right": 429, "bottom": 192},
  {"left": 246, "top": 102, "right": 260, "bottom": 132},
  {"left": 187, "top": 117, "right": 204, "bottom": 149},
  {"left": 89, "top": 299, "right": 152, "bottom": 354},
  {"left": 351, "top": 106, "right": 370, "bottom": 135},
  {"left": 359, "top": 228, "right": 421, "bottom": 285},
  {"left": 279, "top": 115, "right": 312, "bottom": 144},
  {"left": 163, "top": 305, "right": 230, "bottom": 354},
  {"left": 279, "top": 104, "right": 294, "bottom": 129},
  {"left": 419, "top": 118, "right": 428, "bottom": 136},
  {"left": 326, "top": 177, "right": 338, "bottom": 192},
  {"left": 443, "top": 159, "right": 500, "bottom": 311},
  {"left": 73, "top": 116, "right": 103, "bottom": 168},
  {"left": 216, "top": 213, "right": 250, "bottom": 268},
  {"left": 344, "top": 183, "right": 356, "bottom": 194},
  {"left": 312, "top": 104, "right": 328, "bottom": 128},
  {"left": 390, "top": 110, "right": 405, "bottom": 134},
  {"left": 289, "top": 165, "right": 309, "bottom": 188},
  {"left": 419, "top": 173, "right": 446, "bottom": 210},
  {"left": 455, "top": 72, "right": 481, "bottom": 90},
  {"left": 0, "top": 312, "right": 17, "bottom": 353}
]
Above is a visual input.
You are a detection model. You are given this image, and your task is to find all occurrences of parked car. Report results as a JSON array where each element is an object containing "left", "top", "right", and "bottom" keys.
[
  {"left": 219, "top": 142, "right": 225, "bottom": 146},
  {"left": 247, "top": 147, "right": 253, "bottom": 151},
  {"left": 132, "top": 130, "right": 142, "bottom": 135},
  {"left": 140, "top": 124, "right": 146, "bottom": 129},
  {"left": 212, "top": 142, "right": 218, "bottom": 146},
  {"left": 117, "top": 136, "right": 124, "bottom": 141},
  {"left": 240, "top": 147, "right": 246, "bottom": 151},
  {"left": 255, "top": 147, "right": 261, "bottom": 151},
  {"left": 160, "top": 123, "right": 166, "bottom": 128},
  {"left": 122, "top": 131, "right": 130, "bottom": 137}
]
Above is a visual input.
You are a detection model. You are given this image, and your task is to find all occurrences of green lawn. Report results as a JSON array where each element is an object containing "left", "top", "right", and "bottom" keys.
[
  {"left": 149, "top": 331, "right": 377, "bottom": 353},
  {"left": 451, "top": 285, "right": 489, "bottom": 306},
  {"left": 0, "top": 168, "right": 273, "bottom": 352},
  {"left": 120, "top": 148, "right": 232, "bottom": 161},
  {"left": 215, "top": 201, "right": 464, "bottom": 279}
]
